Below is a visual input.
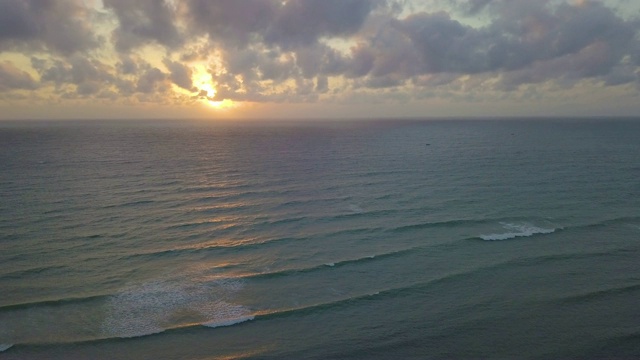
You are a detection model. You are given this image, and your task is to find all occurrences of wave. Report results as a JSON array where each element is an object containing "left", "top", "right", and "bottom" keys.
[
  {"left": 389, "top": 218, "right": 495, "bottom": 233},
  {"left": 8, "top": 245, "right": 638, "bottom": 348},
  {"left": 121, "top": 225, "right": 383, "bottom": 262},
  {"left": 0, "top": 293, "right": 107, "bottom": 312},
  {"left": 558, "top": 283, "right": 640, "bottom": 305},
  {"left": 182, "top": 188, "right": 295, "bottom": 206},
  {"left": 0, "top": 279, "right": 431, "bottom": 347},
  {"left": 203, "top": 314, "right": 255, "bottom": 329},
  {"left": 0, "top": 344, "right": 13, "bottom": 352},
  {"left": 248, "top": 268, "right": 508, "bottom": 323},
  {"left": 275, "top": 195, "right": 354, "bottom": 208},
  {"left": 101, "top": 199, "right": 156, "bottom": 209},
  {"left": 330, "top": 208, "right": 398, "bottom": 220},
  {"left": 101, "top": 278, "right": 251, "bottom": 339},
  {"left": 390, "top": 215, "right": 640, "bottom": 241},
  {"left": 0, "top": 264, "right": 68, "bottom": 280},
  {"left": 474, "top": 215, "right": 640, "bottom": 241},
  {"left": 164, "top": 219, "right": 231, "bottom": 231},
  {"left": 242, "top": 249, "right": 411, "bottom": 281},
  {"left": 479, "top": 222, "right": 558, "bottom": 241},
  {"left": 586, "top": 216, "right": 640, "bottom": 229}
]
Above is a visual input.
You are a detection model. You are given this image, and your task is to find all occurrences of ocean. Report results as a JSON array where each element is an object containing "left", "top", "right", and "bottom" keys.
[{"left": 1, "top": 118, "right": 639, "bottom": 359}]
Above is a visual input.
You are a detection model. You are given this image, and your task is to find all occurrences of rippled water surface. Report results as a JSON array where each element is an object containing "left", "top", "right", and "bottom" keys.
[{"left": 1, "top": 119, "right": 639, "bottom": 359}]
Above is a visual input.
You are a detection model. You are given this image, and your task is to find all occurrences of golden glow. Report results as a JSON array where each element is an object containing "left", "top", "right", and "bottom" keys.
[
  {"left": 194, "top": 72, "right": 237, "bottom": 110},
  {"left": 207, "top": 99, "right": 236, "bottom": 109}
]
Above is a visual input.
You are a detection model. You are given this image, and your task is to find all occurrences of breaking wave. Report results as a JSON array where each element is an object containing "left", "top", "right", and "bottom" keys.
[{"left": 479, "top": 222, "right": 558, "bottom": 241}]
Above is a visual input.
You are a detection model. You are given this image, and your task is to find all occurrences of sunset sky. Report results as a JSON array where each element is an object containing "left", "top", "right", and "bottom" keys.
[{"left": 1, "top": 0, "right": 640, "bottom": 120}]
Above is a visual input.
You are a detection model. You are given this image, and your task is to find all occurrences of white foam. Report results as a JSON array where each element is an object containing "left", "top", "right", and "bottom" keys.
[
  {"left": 203, "top": 315, "right": 254, "bottom": 328},
  {"left": 348, "top": 204, "right": 363, "bottom": 213},
  {"left": 0, "top": 344, "right": 13, "bottom": 352},
  {"left": 201, "top": 300, "right": 254, "bottom": 328},
  {"left": 325, "top": 263, "right": 335, "bottom": 267},
  {"left": 101, "top": 277, "right": 250, "bottom": 338},
  {"left": 480, "top": 222, "right": 556, "bottom": 241},
  {"left": 101, "top": 281, "right": 189, "bottom": 338}
]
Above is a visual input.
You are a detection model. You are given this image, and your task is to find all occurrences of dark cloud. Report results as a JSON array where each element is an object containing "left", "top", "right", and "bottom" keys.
[
  {"left": 458, "top": 0, "right": 492, "bottom": 15},
  {"left": 186, "top": 0, "right": 278, "bottom": 48},
  {"left": 349, "top": 0, "right": 640, "bottom": 92},
  {"left": 0, "top": 61, "right": 37, "bottom": 91},
  {"left": 185, "top": 0, "right": 381, "bottom": 49},
  {"left": 117, "top": 56, "right": 138, "bottom": 75},
  {"left": 35, "top": 55, "right": 113, "bottom": 88},
  {"left": 103, "top": 0, "right": 183, "bottom": 51},
  {"left": 0, "top": 0, "right": 98, "bottom": 54},
  {"left": 1, "top": 0, "right": 639, "bottom": 106},
  {"left": 316, "top": 76, "right": 328, "bottom": 92},
  {"left": 264, "top": 0, "right": 380, "bottom": 48},
  {"left": 136, "top": 67, "right": 169, "bottom": 94},
  {"left": 294, "top": 44, "right": 347, "bottom": 78},
  {"left": 30, "top": 53, "right": 182, "bottom": 98},
  {"left": 0, "top": 0, "right": 38, "bottom": 41},
  {"left": 163, "top": 58, "right": 195, "bottom": 91}
]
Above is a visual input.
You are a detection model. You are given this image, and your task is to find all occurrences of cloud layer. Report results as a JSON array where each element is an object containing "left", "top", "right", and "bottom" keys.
[{"left": 1, "top": 0, "right": 639, "bottom": 115}]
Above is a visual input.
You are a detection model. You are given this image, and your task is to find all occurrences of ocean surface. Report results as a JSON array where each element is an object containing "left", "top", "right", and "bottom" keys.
[{"left": 1, "top": 118, "right": 639, "bottom": 359}]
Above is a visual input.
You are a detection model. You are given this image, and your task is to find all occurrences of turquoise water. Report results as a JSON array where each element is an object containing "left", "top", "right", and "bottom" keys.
[{"left": 1, "top": 119, "right": 639, "bottom": 359}]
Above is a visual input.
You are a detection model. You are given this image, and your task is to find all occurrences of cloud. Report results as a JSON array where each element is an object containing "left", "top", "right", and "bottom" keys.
[
  {"left": 0, "top": 61, "right": 37, "bottom": 91},
  {"left": 1, "top": 0, "right": 639, "bottom": 111},
  {"left": 185, "top": 0, "right": 279, "bottom": 48},
  {"left": 183, "top": 0, "right": 639, "bottom": 102},
  {"left": 33, "top": 55, "right": 114, "bottom": 96},
  {"left": 136, "top": 67, "right": 169, "bottom": 94},
  {"left": 163, "top": 58, "right": 195, "bottom": 91},
  {"left": 184, "top": 0, "right": 381, "bottom": 49},
  {"left": 103, "top": 0, "right": 183, "bottom": 51},
  {"left": 347, "top": 0, "right": 640, "bottom": 93},
  {"left": 456, "top": 0, "right": 493, "bottom": 15},
  {"left": 264, "top": 0, "right": 381, "bottom": 48},
  {"left": 0, "top": 0, "right": 98, "bottom": 54}
]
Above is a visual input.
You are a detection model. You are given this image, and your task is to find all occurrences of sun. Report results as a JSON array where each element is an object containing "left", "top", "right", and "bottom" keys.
[
  {"left": 207, "top": 99, "right": 236, "bottom": 109},
  {"left": 196, "top": 75, "right": 236, "bottom": 110}
]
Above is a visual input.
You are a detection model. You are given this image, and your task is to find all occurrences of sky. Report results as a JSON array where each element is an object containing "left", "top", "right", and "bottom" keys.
[{"left": 1, "top": 0, "right": 640, "bottom": 120}]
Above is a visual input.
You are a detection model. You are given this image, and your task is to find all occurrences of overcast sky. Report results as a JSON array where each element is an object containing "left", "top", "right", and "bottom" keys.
[{"left": 1, "top": 0, "right": 640, "bottom": 120}]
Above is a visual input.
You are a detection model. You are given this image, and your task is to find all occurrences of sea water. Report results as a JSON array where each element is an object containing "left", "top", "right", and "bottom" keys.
[{"left": 0, "top": 119, "right": 639, "bottom": 359}]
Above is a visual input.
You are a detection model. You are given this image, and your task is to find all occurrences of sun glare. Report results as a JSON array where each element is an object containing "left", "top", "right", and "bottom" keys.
[
  {"left": 196, "top": 75, "right": 236, "bottom": 110},
  {"left": 207, "top": 99, "right": 235, "bottom": 109}
]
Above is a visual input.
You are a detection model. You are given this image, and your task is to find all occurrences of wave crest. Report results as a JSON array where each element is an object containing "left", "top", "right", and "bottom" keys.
[
  {"left": 101, "top": 278, "right": 251, "bottom": 339},
  {"left": 480, "top": 222, "right": 557, "bottom": 241}
]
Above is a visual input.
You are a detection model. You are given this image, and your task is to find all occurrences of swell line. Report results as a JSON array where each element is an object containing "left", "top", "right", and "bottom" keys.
[
  {"left": 389, "top": 218, "right": 506, "bottom": 233},
  {"left": 0, "top": 264, "right": 68, "bottom": 280},
  {"left": 557, "top": 283, "right": 640, "bottom": 305},
  {"left": 238, "top": 248, "right": 415, "bottom": 281},
  {"left": 119, "top": 226, "right": 384, "bottom": 262},
  {"left": 0, "top": 294, "right": 108, "bottom": 312}
]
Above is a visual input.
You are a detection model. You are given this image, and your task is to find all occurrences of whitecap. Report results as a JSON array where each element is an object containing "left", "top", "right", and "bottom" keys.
[
  {"left": 325, "top": 263, "right": 335, "bottom": 267},
  {"left": 201, "top": 300, "right": 254, "bottom": 329},
  {"left": 101, "top": 281, "right": 190, "bottom": 338},
  {"left": 348, "top": 204, "right": 363, "bottom": 213},
  {"left": 101, "top": 277, "right": 250, "bottom": 338},
  {"left": 0, "top": 344, "right": 13, "bottom": 352},
  {"left": 203, "top": 316, "right": 254, "bottom": 328},
  {"left": 480, "top": 222, "right": 556, "bottom": 241}
]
